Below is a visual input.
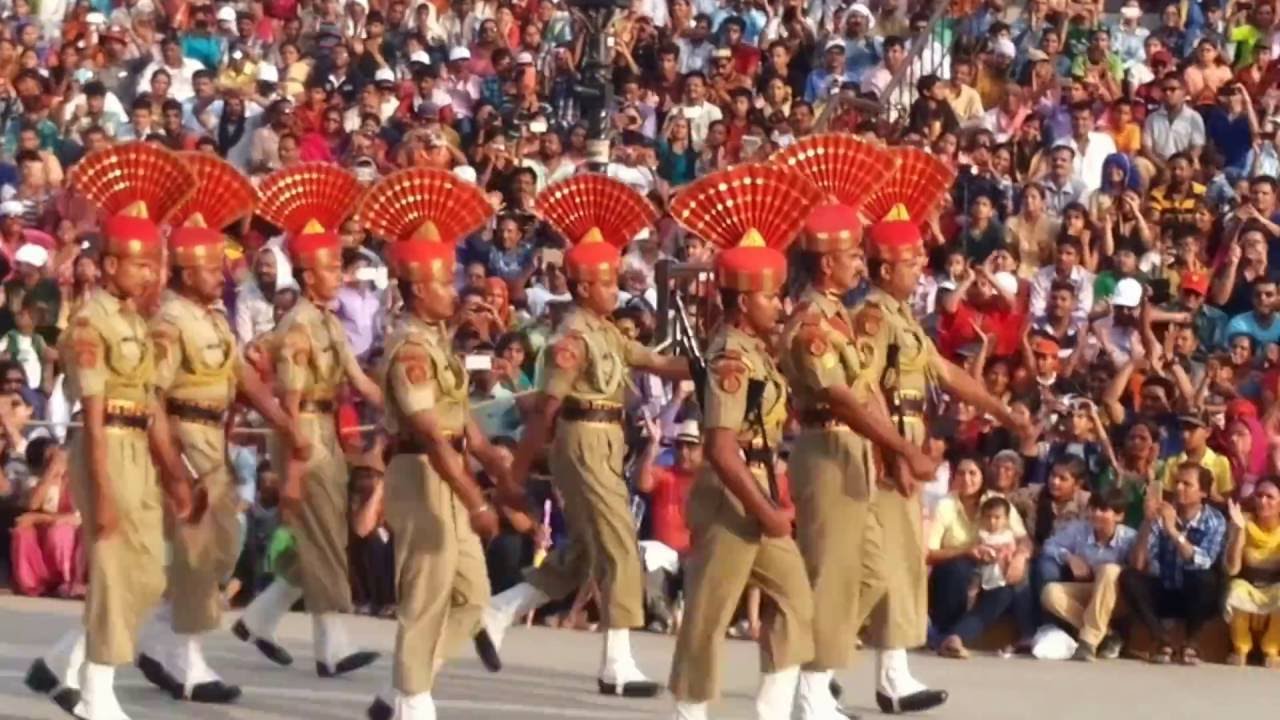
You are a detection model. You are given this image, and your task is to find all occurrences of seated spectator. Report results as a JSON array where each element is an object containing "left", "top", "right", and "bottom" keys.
[
  {"left": 1039, "top": 489, "right": 1137, "bottom": 661},
  {"left": 1158, "top": 411, "right": 1234, "bottom": 504},
  {"left": 635, "top": 417, "right": 701, "bottom": 633},
  {"left": 927, "top": 454, "right": 1034, "bottom": 658},
  {"left": 1119, "top": 463, "right": 1226, "bottom": 665},
  {"left": 8, "top": 440, "right": 83, "bottom": 598},
  {"left": 1225, "top": 275, "right": 1280, "bottom": 349},
  {"left": 1222, "top": 479, "right": 1280, "bottom": 667}
]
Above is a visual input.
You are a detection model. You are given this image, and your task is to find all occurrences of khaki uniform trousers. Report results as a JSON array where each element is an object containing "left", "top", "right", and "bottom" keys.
[
  {"left": 70, "top": 426, "right": 166, "bottom": 666},
  {"left": 855, "top": 417, "right": 927, "bottom": 650},
  {"left": 167, "top": 420, "right": 240, "bottom": 634},
  {"left": 789, "top": 428, "right": 876, "bottom": 670},
  {"left": 1041, "top": 564, "right": 1127, "bottom": 646},
  {"left": 669, "top": 468, "right": 815, "bottom": 703},
  {"left": 525, "top": 420, "right": 644, "bottom": 629},
  {"left": 269, "top": 412, "right": 352, "bottom": 614},
  {"left": 385, "top": 454, "right": 489, "bottom": 695}
]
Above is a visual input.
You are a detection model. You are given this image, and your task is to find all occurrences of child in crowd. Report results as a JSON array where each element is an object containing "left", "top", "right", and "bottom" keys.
[{"left": 971, "top": 496, "right": 1019, "bottom": 605}]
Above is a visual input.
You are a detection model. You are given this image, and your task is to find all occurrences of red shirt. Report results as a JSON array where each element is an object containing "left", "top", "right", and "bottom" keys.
[
  {"left": 937, "top": 299, "right": 1025, "bottom": 360},
  {"left": 648, "top": 466, "right": 695, "bottom": 555}
]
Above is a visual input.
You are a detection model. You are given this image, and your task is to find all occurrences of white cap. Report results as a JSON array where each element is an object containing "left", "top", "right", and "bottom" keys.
[
  {"left": 673, "top": 419, "right": 701, "bottom": 444},
  {"left": 993, "top": 37, "right": 1017, "bottom": 58},
  {"left": 991, "top": 271, "right": 1018, "bottom": 297},
  {"left": 14, "top": 243, "right": 48, "bottom": 268},
  {"left": 825, "top": 39, "right": 846, "bottom": 52},
  {"left": 516, "top": 51, "right": 535, "bottom": 64},
  {"left": 448, "top": 46, "right": 472, "bottom": 62},
  {"left": 1121, "top": 5, "right": 1143, "bottom": 18},
  {"left": 452, "top": 165, "right": 478, "bottom": 184},
  {"left": 1111, "top": 277, "right": 1144, "bottom": 308},
  {"left": 847, "top": 2, "right": 875, "bottom": 30},
  {"left": 133, "top": 0, "right": 156, "bottom": 14},
  {"left": 0, "top": 200, "right": 24, "bottom": 217},
  {"left": 374, "top": 67, "right": 396, "bottom": 83},
  {"left": 216, "top": 5, "right": 236, "bottom": 22},
  {"left": 86, "top": 11, "right": 106, "bottom": 25},
  {"left": 257, "top": 63, "right": 279, "bottom": 83},
  {"left": 409, "top": 50, "right": 432, "bottom": 65}
]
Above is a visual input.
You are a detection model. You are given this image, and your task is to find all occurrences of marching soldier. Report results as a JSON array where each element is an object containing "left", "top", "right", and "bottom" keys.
[
  {"left": 481, "top": 175, "right": 690, "bottom": 697},
  {"left": 359, "top": 168, "right": 520, "bottom": 720},
  {"left": 233, "top": 163, "right": 386, "bottom": 678},
  {"left": 666, "top": 164, "right": 824, "bottom": 720},
  {"left": 24, "top": 143, "right": 200, "bottom": 720},
  {"left": 775, "top": 137, "right": 940, "bottom": 719},
  {"left": 135, "top": 155, "right": 310, "bottom": 704},
  {"left": 853, "top": 199, "right": 1030, "bottom": 714}
]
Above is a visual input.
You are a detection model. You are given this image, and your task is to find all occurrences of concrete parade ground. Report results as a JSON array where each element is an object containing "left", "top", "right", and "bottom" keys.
[{"left": 0, "top": 594, "right": 1272, "bottom": 719}]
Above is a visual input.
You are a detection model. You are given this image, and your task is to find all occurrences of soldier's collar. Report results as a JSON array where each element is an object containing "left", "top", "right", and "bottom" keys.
[
  {"left": 805, "top": 286, "right": 845, "bottom": 317},
  {"left": 870, "top": 287, "right": 909, "bottom": 316}
]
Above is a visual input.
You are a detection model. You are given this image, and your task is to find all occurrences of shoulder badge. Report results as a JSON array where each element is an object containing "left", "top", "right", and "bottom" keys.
[
  {"left": 69, "top": 317, "right": 101, "bottom": 370},
  {"left": 282, "top": 327, "right": 311, "bottom": 365},
  {"left": 854, "top": 306, "right": 884, "bottom": 337},
  {"left": 795, "top": 324, "right": 829, "bottom": 357},
  {"left": 710, "top": 352, "right": 748, "bottom": 393},
  {"left": 397, "top": 343, "right": 432, "bottom": 386}
]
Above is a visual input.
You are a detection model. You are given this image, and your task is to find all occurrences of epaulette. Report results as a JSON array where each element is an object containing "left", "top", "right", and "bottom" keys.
[
  {"left": 548, "top": 331, "right": 586, "bottom": 370},
  {"left": 852, "top": 304, "right": 885, "bottom": 337}
]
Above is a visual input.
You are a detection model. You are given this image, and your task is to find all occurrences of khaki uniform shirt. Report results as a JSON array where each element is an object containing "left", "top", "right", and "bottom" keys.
[
  {"left": 59, "top": 288, "right": 154, "bottom": 407},
  {"left": 272, "top": 297, "right": 356, "bottom": 400},
  {"left": 540, "top": 307, "right": 661, "bottom": 404},
  {"left": 150, "top": 291, "right": 238, "bottom": 407},
  {"left": 780, "top": 287, "right": 880, "bottom": 413},
  {"left": 852, "top": 287, "right": 945, "bottom": 416},
  {"left": 381, "top": 315, "right": 468, "bottom": 437}
]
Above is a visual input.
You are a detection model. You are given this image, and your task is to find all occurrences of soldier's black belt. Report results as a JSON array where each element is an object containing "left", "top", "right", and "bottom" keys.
[
  {"left": 166, "top": 400, "right": 228, "bottom": 426},
  {"left": 105, "top": 413, "right": 149, "bottom": 431},
  {"left": 742, "top": 447, "right": 774, "bottom": 467},
  {"left": 560, "top": 401, "right": 623, "bottom": 424},
  {"left": 389, "top": 435, "right": 465, "bottom": 456},
  {"left": 798, "top": 408, "right": 848, "bottom": 430},
  {"left": 891, "top": 397, "right": 926, "bottom": 416},
  {"left": 299, "top": 399, "right": 336, "bottom": 414}
]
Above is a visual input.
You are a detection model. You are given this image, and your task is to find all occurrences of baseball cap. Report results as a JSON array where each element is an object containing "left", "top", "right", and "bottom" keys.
[
  {"left": 824, "top": 39, "right": 846, "bottom": 53},
  {"left": 14, "top": 243, "right": 48, "bottom": 268},
  {"left": 516, "top": 51, "right": 534, "bottom": 65},
  {"left": 0, "top": 200, "right": 24, "bottom": 218},
  {"left": 1181, "top": 270, "right": 1209, "bottom": 296},
  {"left": 452, "top": 165, "right": 478, "bottom": 184},
  {"left": 374, "top": 67, "right": 396, "bottom": 85},
  {"left": 712, "top": 46, "right": 732, "bottom": 60},
  {"left": 1111, "top": 277, "right": 1144, "bottom": 308},
  {"left": 1151, "top": 49, "right": 1174, "bottom": 66},
  {"left": 216, "top": 5, "right": 236, "bottom": 23},
  {"left": 101, "top": 24, "right": 127, "bottom": 43},
  {"left": 673, "top": 420, "right": 701, "bottom": 445},
  {"left": 847, "top": 3, "right": 875, "bottom": 30},
  {"left": 1178, "top": 411, "right": 1210, "bottom": 429},
  {"left": 86, "top": 11, "right": 106, "bottom": 25},
  {"left": 257, "top": 63, "right": 279, "bottom": 83},
  {"left": 993, "top": 38, "right": 1017, "bottom": 59},
  {"left": 991, "top": 271, "right": 1019, "bottom": 297},
  {"left": 410, "top": 50, "right": 432, "bottom": 66},
  {"left": 449, "top": 46, "right": 471, "bottom": 62},
  {"left": 1121, "top": 5, "right": 1143, "bottom": 19}
]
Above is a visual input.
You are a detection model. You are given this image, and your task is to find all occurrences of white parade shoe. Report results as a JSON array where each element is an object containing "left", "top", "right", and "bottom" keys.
[
  {"left": 597, "top": 628, "right": 661, "bottom": 698},
  {"left": 755, "top": 666, "right": 800, "bottom": 720},
  {"left": 874, "top": 649, "right": 947, "bottom": 714},
  {"left": 232, "top": 578, "right": 302, "bottom": 666},
  {"left": 25, "top": 628, "right": 85, "bottom": 714},
  {"left": 73, "top": 662, "right": 131, "bottom": 720},
  {"left": 313, "top": 613, "right": 380, "bottom": 678}
]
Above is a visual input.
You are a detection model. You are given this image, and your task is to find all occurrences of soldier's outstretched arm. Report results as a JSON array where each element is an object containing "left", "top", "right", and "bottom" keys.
[
  {"left": 934, "top": 356, "right": 1021, "bottom": 430},
  {"left": 633, "top": 352, "right": 693, "bottom": 381},
  {"left": 235, "top": 362, "right": 311, "bottom": 460},
  {"left": 341, "top": 353, "right": 385, "bottom": 410}
]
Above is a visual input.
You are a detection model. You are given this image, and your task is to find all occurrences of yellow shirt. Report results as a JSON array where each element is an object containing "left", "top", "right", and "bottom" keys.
[
  {"left": 1110, "top": 123, "right": 1141, "bottom": 156},
  {"left": 1242, "top": 518, "right": 1280, "bottom": 572},
  {"left": 928, "top": 491, "right": 1028, "bottom": 551},
  {"left": 1159, "top": 446, "right": 1234, "bottom": 497}
]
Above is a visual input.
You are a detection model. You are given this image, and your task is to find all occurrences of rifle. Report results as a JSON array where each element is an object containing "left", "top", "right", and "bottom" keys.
[{"left": 745, "top": 378, "right": 781, "bottom": 506}]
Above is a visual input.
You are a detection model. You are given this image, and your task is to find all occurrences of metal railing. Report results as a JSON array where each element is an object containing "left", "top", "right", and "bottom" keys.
[
  {"left": 653, "top": 258, "right": 715, "bottom": 350},
  {"left": 877, "top": 1, "right": 960, "bottom": 126}
]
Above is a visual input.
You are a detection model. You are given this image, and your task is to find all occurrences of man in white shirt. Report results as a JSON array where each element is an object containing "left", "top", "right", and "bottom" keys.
[
  {"left": 672, "top": 73, "right": 722, "bottom": 150},
  {"left": 1029, "top": 236, "right": 1096, "bottom": 324},
  {"left": 445, "top": 47, "right": 482, "bottom": 121},
  {"left": 1056, "top": 101, "right": 1116, "bottom": 192},
  {"left": 675, "top": 15, "right": 714, "bottom": 74},
  {"left": 139, "top": 38, "right": 205, "bottom": 101}
]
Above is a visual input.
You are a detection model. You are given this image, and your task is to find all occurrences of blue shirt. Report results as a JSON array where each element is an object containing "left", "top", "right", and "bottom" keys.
[
  {"left": 1144, "top": 505, "right": 1226, "bottom": 589},
  {"left": 843, "top": 38, "right": 881, "bottom": 84},
  {"left": 803, "top": 68, "right": 854, "bottom": 104},
  {"left": 1205, "top": 109, "right": 1253, "bottom": 171},
  {"left": 1225, "top": 311, "right": 1280, "bottom": 349},
  {"left": 181, "top": 33, "right": 224, "bottom": 71},
  {"left": 1044, "top": 519, "right": 1138, "bottom": 568}
]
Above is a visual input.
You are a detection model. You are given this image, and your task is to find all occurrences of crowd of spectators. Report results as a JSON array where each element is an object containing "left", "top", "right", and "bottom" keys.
[{"left": 0, "top": 0, "right": 1279, "bottom": 672}]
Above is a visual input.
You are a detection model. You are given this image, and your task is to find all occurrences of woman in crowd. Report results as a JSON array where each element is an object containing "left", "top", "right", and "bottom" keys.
[
  {"left": 1223, "top": 479, "right": 1280, "bottom": 667},
  {"left": 1005, "top": 183, "right": 1058, "bottom": 278},
  {"left": 927, "top": 454, "right": 1034, "bottom": 659},
  {"left": 8, "top": 442, "right": 83, "bottom": 598},
  {"left": 1098, "top": 419, "right": 1162, "bottom": 527}
]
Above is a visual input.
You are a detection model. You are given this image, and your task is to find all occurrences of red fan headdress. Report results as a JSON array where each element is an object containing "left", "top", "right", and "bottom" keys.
[
  {"left": 168, "top": 153, "right": 256, "bottom": 268},
  {"left": 861, "top": 148, "right": 955, "bottom": 262},
  {"left": 358, "top": 167, "right": 494, "bottom": 283},
  {"left": 771, "top": 133, "right": 898, "bottom": 253},
  {"left": 670, "top": 164, "right": 823, "bottom": 293},
  {"left": 256, "top": 163, "right": 361, "bottom": 269},
  {"left": 68, "top": 142, "right": 195, "bottom": 257},
  {"left": 534, "top": 175, "right": 656, "bottom": 282}
]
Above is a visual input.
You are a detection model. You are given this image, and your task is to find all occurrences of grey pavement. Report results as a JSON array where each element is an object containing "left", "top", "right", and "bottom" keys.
[{"left": 0, "top": 594, "right": 1272, "bottom": 720}]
